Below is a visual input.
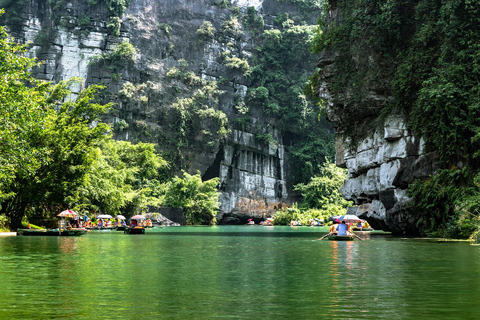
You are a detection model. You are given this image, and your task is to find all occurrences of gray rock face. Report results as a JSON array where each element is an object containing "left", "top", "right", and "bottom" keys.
[
  {"left": 218, "top": 128, "right": 288, "bottom": 218},
  {"left": 10, "top": 0, "right": 318, "bottom": 222}
]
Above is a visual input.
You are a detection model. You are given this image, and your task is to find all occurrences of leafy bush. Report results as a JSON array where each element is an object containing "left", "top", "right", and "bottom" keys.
[
  {"left": 34, "top": 27, "right": 58, "bottom": 51},
  {"left": 294, "top": 160, "right": 350, "bottom": 210},
  {"left": 273, "top": 206, "right": 332, "bottom": 226},
  {"left": 223, "top": 55, "right": 250, "bottom": 73},
  {"left": 244, "top": 6, "right": 264, "bottom": 35},
  {"left": 214, "top": 0, "right": 231, "bottom": 9},
  {"left": 113, "top": 119, "right": 129, "bottom": 132},
  {"left": 158, "top": 23, "right": 172, "bottom": 37},
  {"left": 408, "top": 168, "right": 480, "bottom": 238},
  {"left": 0, "top": 214, "right": 10, "bottom": 232},
  {"left": 274, "top": 161, "right": 351, "bottom": 225},
  {"left": 107, "top": 16, "right": 122, "bottom": 36},
  {"left": 0, "top": 0, "right": 25, "bottom": 31},
  {"left": 90, "top": 41, "right": 137, "bottom": 71},
  {"left": 273, "top": 205, "right": 301, "bottom": 225},
  {"left": 246, "top": 18, "right": 334, "bottom": 183},
  {"left": 163, "top": 172, "right": 220, "bottom": 225},
  {"left": 222, "top": 16, "right": 243, "bottom": 39},
  {"left": 105, "top": 0, "right": 132, "bottom": 17},
  {"left": 196, "top": 21, "right": 216, "bottom": 43},
  {"left": 76, "top": 140, "right": 169, "bottom": 217},
  {"left": 78, "top": 14, "right": 91, "bottom": 28}
]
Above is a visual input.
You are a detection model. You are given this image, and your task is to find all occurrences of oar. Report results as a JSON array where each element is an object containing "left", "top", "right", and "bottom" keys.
[
  {"left": 352, "top": 233, "right": 364, "bottom": 241},
  {"left": 318, "top": 232, "right": 332, "bottom": 240}
]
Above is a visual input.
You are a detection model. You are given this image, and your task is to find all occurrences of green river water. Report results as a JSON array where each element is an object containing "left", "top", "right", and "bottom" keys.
[{"left": 1, "top": 226, "right": 480, "bottom": 319}]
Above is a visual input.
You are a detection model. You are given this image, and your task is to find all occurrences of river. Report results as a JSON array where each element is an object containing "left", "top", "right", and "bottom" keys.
[{"left": 1, "top": 226, "right": 479, "bottom": 319}]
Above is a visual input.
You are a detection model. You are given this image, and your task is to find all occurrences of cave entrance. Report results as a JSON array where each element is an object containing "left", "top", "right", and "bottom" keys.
[{"left": 202, "top": 146, "right": 224, "bottom": 181}]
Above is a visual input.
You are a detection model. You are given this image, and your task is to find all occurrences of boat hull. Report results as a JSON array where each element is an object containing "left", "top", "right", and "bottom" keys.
[
  {"left": 86, "top": 227, "right": 115, "bottom": 231},
  {"left": 328, "top": 235, "right": 354, "bottom": 241},
  {"left": 17, "top": 228, "right": 87, "bottom": 236},
  {"left": 124, "top": 227, "right": 145, "bottom": 234},
  {"left": 351, "top": 227, "right": 374, "bottom": 231}
]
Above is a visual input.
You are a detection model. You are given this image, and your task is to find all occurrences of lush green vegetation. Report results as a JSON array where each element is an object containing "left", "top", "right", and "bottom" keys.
[
  {"left": 89, "top": 40, "right": 137, "bottom": 73},
  {"left": 165, "top": 60, "right": 230, "bottom": 167},
  {"left": 164, "top": 172, "right": 220, "bottom": 225},
  {"left": 0, "top": 0, "right": 24, "bottom": 31},
  {"left": 0, "top": 214, "right": 9, "bottom": 232},
  {"left": 294, "top": 161, "right": 351, "bottom": 213},
  {"left": 0, "top": 0, "right": 131, "bottom": 34},
  {"left": 247, "top": 10, "right": 335, "bottom": 184},
  {"left": 0, "top": 2, "right": 339, "bottom": 229},
  {"left": 316, "top": 0, "right": 480, "bottom": 237},
  {"left": 196, "top": 21, "right": 216, "bottom": 43},
  {"left": 0, "top": 17, "right": 220, "bottom": 229},
  {"left": 213, "top": 0, "right": 231, "bottom": 9},
  {"left": 273, "top": 161, "right": 351, "bottom": 225},
  {"left": 166, "top": 5, "right": 336, "bottom": 208},
  {"left": 76, "top": 140, "right": 170, "bottom": 217},
  {"left": 408, "top": 168, "right": 480, "bottom": 238}
]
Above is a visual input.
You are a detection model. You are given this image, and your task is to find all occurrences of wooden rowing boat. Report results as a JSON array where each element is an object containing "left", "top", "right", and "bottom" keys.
[
  {"left": 86, "top": 226, "right": 115, "bottom": 231},
  {"left": 328, "top": 234, "right": 355, "bottom": 241},
  {"left": 124, "top": 226, "right": 145, "bottom": 234}
]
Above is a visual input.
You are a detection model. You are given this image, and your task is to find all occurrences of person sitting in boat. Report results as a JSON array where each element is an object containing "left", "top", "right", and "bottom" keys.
[
  {"left": 330, "top": 223, "right": 338, "bottom": 235},
  {"left": 336, "top": 221, "right": 349, "bottom": 236}
]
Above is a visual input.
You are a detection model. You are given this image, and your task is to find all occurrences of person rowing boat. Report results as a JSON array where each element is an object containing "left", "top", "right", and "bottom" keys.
[{"left": 336, "top": 221, "right": 349, "bottom": 236}]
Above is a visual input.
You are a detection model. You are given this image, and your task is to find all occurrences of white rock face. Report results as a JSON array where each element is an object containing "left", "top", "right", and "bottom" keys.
[
  {"left": 23, "top": 16, "right": 108, "bottom": 91},
  {"left": 232, "top": 0, "right": 264, "bottom": 10},
  {"left": 56, "top": 30, "right": 107, "bottom": 91},
  {"left": 339, "top": 115, "right": 428, "bottom": 230},
  {"left": 219, "top": 128, "right": 288, "bottom": 217}
]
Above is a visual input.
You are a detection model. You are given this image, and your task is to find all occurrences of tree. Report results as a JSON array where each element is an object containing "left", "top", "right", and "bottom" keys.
[
  {"left": 0, "top": 10, "right": 51, "bottom": 204},
  {"left": 163, "top": 172, "right": 220, "bottom": 225},
  {"left": 294, "top": 160, "right": 351, "bottom": 214},
  {"left": 77, "top": 140, "right": 170, "bottom": 217},
  {"left": 0, "top": 11, "right": 117, "bottom": 228},
  {"left": 1, "top": 78, "right": 112, "bottom": 228}
]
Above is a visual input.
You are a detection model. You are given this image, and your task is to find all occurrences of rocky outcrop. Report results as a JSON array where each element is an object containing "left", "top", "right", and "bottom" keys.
[
  {"left": 333, "top": 116, "right": 438, "bottom": 233},
  {"left": 317, "top": 9, "right": 438, "bottom": 235},
  {"left": 217, "top": 128, "right": 288, "bottom": 223},
  {"left": 7, "top": 0, "right": 321, "bottom": 222}
]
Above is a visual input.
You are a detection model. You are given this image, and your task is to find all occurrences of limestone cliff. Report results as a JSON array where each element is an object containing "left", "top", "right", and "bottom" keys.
[
  {"left": 316, "top": 4, "right": 438, "bottom": 234},
  {"left": 4, "top": 0, "right": 326, "bottom": 223}
]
